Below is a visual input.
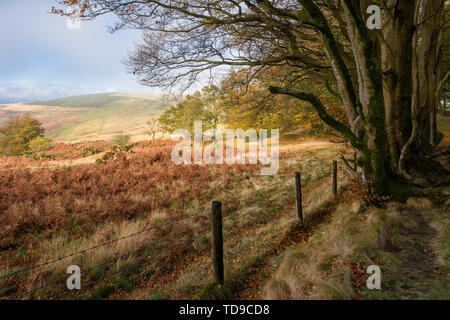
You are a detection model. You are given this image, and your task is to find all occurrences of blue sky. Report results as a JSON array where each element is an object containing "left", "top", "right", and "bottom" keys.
[{"left": 0, "top": 0, "right": 159, "bottom": 104}]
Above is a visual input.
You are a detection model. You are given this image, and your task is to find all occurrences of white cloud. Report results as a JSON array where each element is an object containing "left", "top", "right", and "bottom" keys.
[{"left": 0, "top": 0, "right": 161, "bottom": 103}]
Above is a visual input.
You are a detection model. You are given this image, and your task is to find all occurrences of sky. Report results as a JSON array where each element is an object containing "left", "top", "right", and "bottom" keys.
[{"left": 0, "top": 0, "right": 159, "bottom": 104}]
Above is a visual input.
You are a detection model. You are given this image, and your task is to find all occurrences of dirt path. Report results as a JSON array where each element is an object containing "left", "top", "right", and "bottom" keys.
[
  {"left": 234, "top": 200, "right": 449, "bottom": 300},
  {"left": 380, "top": 206, "right": 450, "bottom": 299},
  {"left": 280, "top": 140, "right": 333, "bottom": 151}
]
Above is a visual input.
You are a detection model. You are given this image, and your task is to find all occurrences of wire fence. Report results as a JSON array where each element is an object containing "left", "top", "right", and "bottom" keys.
[
  {"left": 0, "top": 210, "right": 206, "bottom": 281},
  {"left": 0, "top": 151, "right": 350, "bottom": 300},
  {"left": 53, "top": 239, "right": 196, "bottom": 300},
  {"left": 10, "top": 220, "right": 212, "bottom": 300},
  {"left": 53, "top": 181, "right": 297, "bottom": 301},
  {"left": 1, "top": 167, "right": 337, "bottom": 300}
]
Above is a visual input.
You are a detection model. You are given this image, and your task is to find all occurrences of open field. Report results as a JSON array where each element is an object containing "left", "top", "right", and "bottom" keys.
[
  {"left": 0, "top": 93, "right": 173, "bottom": 143},
  {"left": 0, "top": 136, "right": 357, "bottom": 299}
]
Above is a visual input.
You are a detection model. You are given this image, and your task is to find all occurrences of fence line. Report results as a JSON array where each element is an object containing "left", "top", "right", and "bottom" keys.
[
  {"left": 55, "top": 185, "right": 295, "bottom": 300},
  {"left": 210, "top": 161, "right": 342, "bottom": 285},
  {"left": 1, "top": 211, "right": 206, "bottom": 281},
  {"left": 1, "top": 177, "right": 294, "bottom": 281},
  {"left": 53, "top": 239, "right": 196, "bottom": 300},
  {"left": 18, "top": 184, "right": 290, "bottom": 300},
  {"left": 4, "top": 161, "right": 342, "bottom": 300},
  {"left": 10, "top": 220, "right": 212, "bottom": 300}
]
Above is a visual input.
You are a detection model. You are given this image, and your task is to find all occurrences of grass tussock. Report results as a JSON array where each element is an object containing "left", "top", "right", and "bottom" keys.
[{"left": 265, "top": 192, "right": 450, "bottom": 300}]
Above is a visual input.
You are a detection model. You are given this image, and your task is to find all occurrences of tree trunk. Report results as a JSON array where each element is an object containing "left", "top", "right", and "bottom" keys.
[
  {"left": 341, "top": 0, "right": 391, "bottom": 195},
  {"left": 399, "top": 0, "right": 444, "bottom": 177},
  {"left": 430, "top": 105, "right": 437, "bottom": 145},
  {"left": 381, "top": 1, "right": 416, "bottom": 170}
]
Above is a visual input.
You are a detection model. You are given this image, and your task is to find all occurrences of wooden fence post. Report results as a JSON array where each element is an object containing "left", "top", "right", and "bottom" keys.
[
  {"left": 295, "top": 172, "right": 303, "bottom": 224},
  {"left": 354, "top": 152, "right": 357, "bottom": 171},
  {"left": 212, "top": 201, "right": 224, "bottom": 285},
  {"left": 333, "top": 160, "right": 338, "bottom": 197}
]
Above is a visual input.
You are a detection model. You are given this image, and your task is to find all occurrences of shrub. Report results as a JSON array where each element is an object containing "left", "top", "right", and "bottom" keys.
[
  {"left": 0, "top": 114, "right": 45, "bottom": 156},
  {"left": 77, "top": 146, "right": 100, "bottom": 157},
  {"left": 112, "top": 134, "right": 131, "bottom": 150},
  {"left": 28, "top": 137, "right": 52, "bottom": 153}
]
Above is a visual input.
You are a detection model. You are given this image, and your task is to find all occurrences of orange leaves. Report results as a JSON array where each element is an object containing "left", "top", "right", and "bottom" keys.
[
  {"left": 346, "top": 174, "right": 392, "bottom": 205},
  {"left": 350, "top": 262, "right": 368, "bottom": 297},
  {"left": 0, "top": 139, "right": 259, "bottom": 249}
]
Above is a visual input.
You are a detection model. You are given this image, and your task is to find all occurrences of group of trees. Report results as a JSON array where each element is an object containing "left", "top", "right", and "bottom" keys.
[
  {"left": 219, "top": 67, "right": 346, "bottom": 134},
  {"left": 158, "top": 68, "right": 345, "bottom": 136},
  {"left": 56, "top": 0, "right": 449, "bottom": 198},
  {"left": 0, "top": 114, "right": 51, "bottom": 156},
  {"left": 158, "top": 86, "right": 223, "bottom": 135}
]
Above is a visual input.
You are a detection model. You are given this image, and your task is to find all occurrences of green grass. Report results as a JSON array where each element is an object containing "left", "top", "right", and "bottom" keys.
[
  {"left": 25, "top": 93, "right": 124, "bottom": 109},
  {"left": 8, "top": 93, "right": 174, "bottom": 143}
]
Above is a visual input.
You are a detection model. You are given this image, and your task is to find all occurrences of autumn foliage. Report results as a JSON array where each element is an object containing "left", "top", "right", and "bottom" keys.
[
  {"left": 0, "top": 140, "right": 258, "bottom": 250},
  {"left": 0, "top": 114, "right": 47, "bottom": 156}
]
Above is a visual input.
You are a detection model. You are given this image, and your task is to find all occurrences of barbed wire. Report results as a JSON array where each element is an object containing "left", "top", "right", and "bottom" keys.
[
  {"left": 6, "top": 169, "right": 334, "bottom": 300},
  {"left": 10, "top": 220, "right": 211, "bottom": 300},
  {"left": 52, "top": 183, "right": 296, "bottom": 301},
  {"left": 222, "top": 169, "right": 335, "bottom": 224},
  {"left": 223, "top": 176, "right": 294, "bottom": 206},
  {"left": 0, "top": 144, "right": 346, "bottom": 301},
  {"left": 222, "top": 187, "right": 296, "bottom": 232},
  {"left": 0, "top": 208, "right": 209, "bottom": 281},
  {"left": 1, "top": 176, "right": 295, "bottom": 281},
  {"left": 53, "top": 238, "right": 196, "bottom": 300},
  {"left": 6, "top": 178, "right": 297, "bottom": 299}
]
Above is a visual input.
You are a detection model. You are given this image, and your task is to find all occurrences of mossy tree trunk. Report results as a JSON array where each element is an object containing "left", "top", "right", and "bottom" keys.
[{"left": 272, "top": 0, "right": 447, "bottom": 198}]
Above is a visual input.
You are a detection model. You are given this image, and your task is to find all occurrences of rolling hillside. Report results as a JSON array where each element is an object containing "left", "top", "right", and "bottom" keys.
[{"left": 0, "top": 93, "right": 175, "bottom": 143}]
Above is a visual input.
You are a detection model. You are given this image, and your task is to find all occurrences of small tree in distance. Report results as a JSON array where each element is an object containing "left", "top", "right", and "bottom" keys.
[
  {"left": 0, "top": 114, "right": 47, "bottom": 156},
  {"left": 112, "top": 134, "right": 131, "bottom": 150},
  {"left": 146, "top": 118, "right": 161, "bottom": 139}
]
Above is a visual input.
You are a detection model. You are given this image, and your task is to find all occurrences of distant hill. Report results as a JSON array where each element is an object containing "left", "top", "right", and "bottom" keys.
[
  {"left": 24, "top": 93, "right": 125, "bottom": 109},
  {"left": 0, "top": 93, "right": 175, "bottom": 143}
]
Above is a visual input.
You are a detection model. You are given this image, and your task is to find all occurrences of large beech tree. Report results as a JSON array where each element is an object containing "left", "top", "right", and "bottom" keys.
[{"left": 55, "top": 0, "right": 449, "bottom": 197}]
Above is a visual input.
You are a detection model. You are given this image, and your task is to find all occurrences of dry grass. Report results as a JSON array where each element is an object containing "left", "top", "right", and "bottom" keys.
[
  {"left": 0, "top": 141, "right": 108, "bottom": 170},
  {"left": 0, "top": 140, "right": 261, "bottom": 250},
  {"left": 0, "top": 138, "right": 353, "bottom": 300},
  {"left": 264, "top": 202, "right": 364, "bottom": 300},
  {"left": 264, "top": 190, "right": 450, "bottom": 300},
  {"left": 428, "top": 197, "right": 450, "bottom": 268}
]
